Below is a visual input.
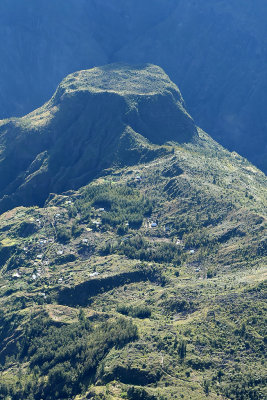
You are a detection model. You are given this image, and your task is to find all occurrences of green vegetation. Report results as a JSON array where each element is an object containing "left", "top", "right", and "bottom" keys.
[
  {"left": 0, "top": 85, "right": 266, "bottom": 399},
  {"left": 0, "top": 313, "right": 137, "bottom": 400},
  {"left": 117, "top": 304, "right": 151, "bottom": 319},
  {"left": 127, "top": 386, "right": 158, "bottom": 400},
  {"left": 101, "top": 235, "right": 182, "bottom": 265},
  {"left": 77, "top": 184, "right": 152, "bottom": 229},
  {"left": 56, "top": 225, "right": 71, "bottom": 243}
]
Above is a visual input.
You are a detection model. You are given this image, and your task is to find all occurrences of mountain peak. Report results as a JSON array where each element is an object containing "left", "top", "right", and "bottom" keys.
[{"left": 0, "top": 64, "right": 197, "bottom": 212}]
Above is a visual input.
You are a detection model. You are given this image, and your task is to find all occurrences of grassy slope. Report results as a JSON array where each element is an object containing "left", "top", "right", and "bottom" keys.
[{"left": 0, "top": 130, "right": 266, "bottom": 399}]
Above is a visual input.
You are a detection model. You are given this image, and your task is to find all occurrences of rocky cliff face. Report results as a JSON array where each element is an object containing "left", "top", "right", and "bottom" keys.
[
  {"left": 0, "top": 0, "right": 266, "bottom": 173},
  {"left": 0, "top": 64, "right": 197, "bottom": 213}
]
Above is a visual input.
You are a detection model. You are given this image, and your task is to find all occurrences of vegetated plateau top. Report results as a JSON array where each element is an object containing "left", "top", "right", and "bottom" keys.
[{"left": 55, "top": 63, "right": 182, "bottom": 99}]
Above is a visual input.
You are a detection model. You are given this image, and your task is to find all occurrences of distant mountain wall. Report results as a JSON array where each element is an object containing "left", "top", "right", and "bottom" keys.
[{"left": 0, "top": 0, "right": 266, "bottom": 172}]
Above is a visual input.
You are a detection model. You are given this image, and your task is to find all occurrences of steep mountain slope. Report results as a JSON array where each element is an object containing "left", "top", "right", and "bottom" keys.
[
  {"left": 0, "top": 0, "right": 267, "bottom": 173},
  {"left": 0, "top": 64, "right": 196, "bottom": 213},
  {"left": 0, "top": 65, "right": 266, "bottom": 400}
]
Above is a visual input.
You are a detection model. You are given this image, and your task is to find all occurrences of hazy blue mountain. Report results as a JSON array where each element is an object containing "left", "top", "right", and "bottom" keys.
[
  {"left": 0, "top": 0, "right": 266, "bottom": 172},
  {"left": 116, "top": 0, "right": 267, "bottom": 174},
  {"left": 0, "top": 0, "right": 174, "bottom": 117}
]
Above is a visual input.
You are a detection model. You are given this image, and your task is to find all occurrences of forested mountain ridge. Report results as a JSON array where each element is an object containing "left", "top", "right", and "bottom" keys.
[
  {"left": 0, "top": 64, "right": 266, "bottom": 399},
  {"left": 0, "top": 0, "right": 267, "bottom": 172}
]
